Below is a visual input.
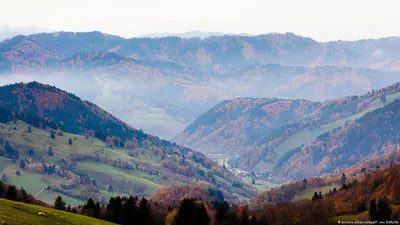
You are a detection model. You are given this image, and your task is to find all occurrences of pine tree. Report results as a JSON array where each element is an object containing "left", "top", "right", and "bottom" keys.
[
  {"left": 19, "top": 159, "right": 25, "bottom": 169},
  {"left": 369, "top": 199, "right": 377, "bottom": 220},
  {"left": 54, "top": 196, "right": 66, "bottom": 210},
  {"left": 194, "top": 202, "right": 210, "bottom": 225},
  {"left": 27, "top": 126, "right": 32, "bottom": 133},
  {"left": 20, "top": 187, "right": 28, "bottom": 203},
  {"left": 5, "top": 185, "right": 17, "bottom": 201},
  {"left": 68, "top": 138, "right": 73, "bottom": 145},
  {"left": 50, "top": 130, "right": 55, "bottom": 139},
  {"left": 48, "top": 146, "right": 54, "bottom": 156},
  {"left": 258, "top": 214, "right": 269, "bottom": 225},
  {"left": 376, "top": 197, "right": 392, "bottom": 221},
  {"left": 251, "top": 177, "right": 256, "bottom": 185},
  {"left": 0, "top": 181, "right": 4, "bottom": 197},
  {"left": 340, "top": 173, "right": 347, "bottom": 184},
  {"left": 312, "top": 192, "right": 320, "bottom": 201}
]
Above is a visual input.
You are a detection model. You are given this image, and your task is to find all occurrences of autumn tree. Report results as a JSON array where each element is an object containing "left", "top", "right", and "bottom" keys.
[{"left": 54, "top": 196, "right": 66, "bottom": 210}]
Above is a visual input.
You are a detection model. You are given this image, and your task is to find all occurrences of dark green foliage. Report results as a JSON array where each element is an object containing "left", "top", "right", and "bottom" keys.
[
  {"left": 258, "top": 215, "right": 269, "bottom": 225},
  {"left": 54, "top": 196, "right": 66, "bottom": 210},
  {"left": 369, "top": 198, "right": 392, "bottom": 221},
  {"left": 20, "top": 187, "right": 28, "bottom": 203},
  {"left": 0, "top": 140, "right": 19, "bottom": 159},
  {"left": 50, "top": 130, "right": 56, "bottom": 139},
  {"left": 136, "top": 197, "right": 153, "bottom": 225},
  {"left": 356, "top": 201, "right": 367, "bottom": 212},
  {"left": 28, "top": 148, "right": 34, "bottom": 156},
  {"left": 27, "top": 126, "right": 32, "bottom": 133},
  {"left": 376, "top": 198, "right": 392, "bottom": 221},
  {"left": 15, "top": 170, "right": 20, "bottom": 176},
  {"left": 106, "top": 196, "right": 122, "bottom": 223},
  {"left": 340, "top": 173, "right": 347, "bottom": 184},
  {"left": 0, "top": 181, "right": 4, "bottom": 197},
  {"left": 238, "top": 209, "right": 250, "bottom": 225},
  {"left": 19, "top": 159, "right": 25, "bottom": 168},
  {"left": 0, "top": 107, "right": 13, "bottom": 123},
  {"left": 48, "top": 146, "right": 54, "bottom": 156},
  {"left": 252, "top": 177, "right": 256, "bottom": 185},
  {"left": 175, "top": 198, "right": 210, "bottom": 225},
  {"left": 5, "top": 185, "right": 17, "bottom": 201},
  {"left": 68, "top": 138, "right": 73, "bottom": 145},
  {"left": 120, "top": 196, "right": 138, "bottom": 224},
  {"left": 82, "top": 198, "right": 100, "bottom": 218}
]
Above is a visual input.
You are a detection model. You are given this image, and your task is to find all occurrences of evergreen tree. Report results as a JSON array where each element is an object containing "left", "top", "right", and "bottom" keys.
[
  {"left": 54, "top": 196, "right": 66, "bottom": 210},
  {"left": 376, "top": 197, "right": 392, "bottom": 221},
  {"left": 16, "top": 170, "right": 20, "bottom": 176},
  {"left": 19, "top": 159, "right": 25, "bottom": 169},
  {"left": 121, "top": 196, "right": 137, "bottom": 224},
  {"left": 27, "top": 126, "right": 32, "bottom": 133},
  {"left": 258, "top": 215, "right": 269, "bottom": 225},
  {"left": 369, "top": 199, "right": 377, "bottom": 220},
  {"left": 5, "top": 185, "right": 17, "bottom": 201},
  {"left": 106, "top": 196, "right": 122, "bottom": 223},
  {"left": 137, "top": 197, "right": 152, "bottom": 225},
  {"left": 312, "top": 192, "right": 320, "bottom": 201},
  {"left": 251, "top": 177, "right": 255, "bottom": 185},
  {"left": 340, "top": 173, "right": 347, "bottom": 184},
  {"left": 194, "top": 202, "right": 210, "bottom": 225},
  {"left": 50, "top": 130, "right": 55, "bottom": 139},
  {"left": 0, "top": 181, "right": 4, "bottom": 197},
  {"left": 68, "top": 138, "right": 73, "bottom": 145},
  {"left": 48, "top": 146, "right": 54, "bottom": 156},
  {"left": 20, "top": 187, "right": 28, "bottom": 203},
  {"left": 215, "top": 202, "right": 228, "bottom": 225},
  {"left": 238, "top": 209, "right": 250, "bottom": 225}
]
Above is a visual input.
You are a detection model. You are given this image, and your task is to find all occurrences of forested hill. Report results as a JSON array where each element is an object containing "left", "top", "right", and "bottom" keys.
[{"left": 277, "top": 97, "right": 400, "bottom": 180}]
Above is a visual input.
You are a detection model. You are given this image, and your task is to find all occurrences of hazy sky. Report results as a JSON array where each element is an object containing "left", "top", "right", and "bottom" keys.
[{"left": 1, "top": 0, "right": 399, "bottom": 41}]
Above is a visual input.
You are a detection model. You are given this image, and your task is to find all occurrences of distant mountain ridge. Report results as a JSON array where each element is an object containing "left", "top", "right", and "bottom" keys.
[{"left": 1, "top": 31, "right": 400, "bottom": 139}]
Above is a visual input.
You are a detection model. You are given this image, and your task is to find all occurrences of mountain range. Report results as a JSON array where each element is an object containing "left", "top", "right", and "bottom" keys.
[{"left": 1, "top": 31, "right": 400, "bottom": 139}]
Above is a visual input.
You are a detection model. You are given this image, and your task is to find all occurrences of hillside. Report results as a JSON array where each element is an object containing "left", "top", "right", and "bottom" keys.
[
  {"left": 0, "top": 82, "right": 255, "bottom": 204},
  {"left": 175, "top": 83, "right": 400, "bottom": 173},
  {"left": 0, "top": 198, "right": 114, "bottom": 225},
  {"left": 276, "top": 96, "right": 400, "bottom": 180}
]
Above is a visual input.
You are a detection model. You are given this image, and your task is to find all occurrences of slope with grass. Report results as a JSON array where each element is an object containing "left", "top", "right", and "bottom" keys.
[
  {"left": 0, "top": 198, "right": 114, "bottom": 225},
  {"left": 277, "top": 97, "right": 400, "bottom": 180},
  {"left": 254, "top": 91, "right": 400, "bottom": 171}
]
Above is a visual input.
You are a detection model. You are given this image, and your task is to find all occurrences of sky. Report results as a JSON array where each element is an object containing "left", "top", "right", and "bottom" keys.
[{"left": 1, "top": 0, "right": 399, "bottom": 41}]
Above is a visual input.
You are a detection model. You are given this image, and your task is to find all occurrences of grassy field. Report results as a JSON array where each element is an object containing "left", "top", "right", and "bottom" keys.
[
  {"left": 255, "top": 92, "right": 400, "bottom": 170},
  {"left": 0, "top": 121, "right": 174, "bottom": 203},
  {"left": 329, "top": 211, "right": 369, "bottom": 223},
  {"left": 0, "top": 198, "right": 114, "bottom": 225},
  {"left": 292, "top": 185, "right": 341, "bottom": 201},
  {"left": 242, "top": 176, "right": 279, "bottom": 193}
]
